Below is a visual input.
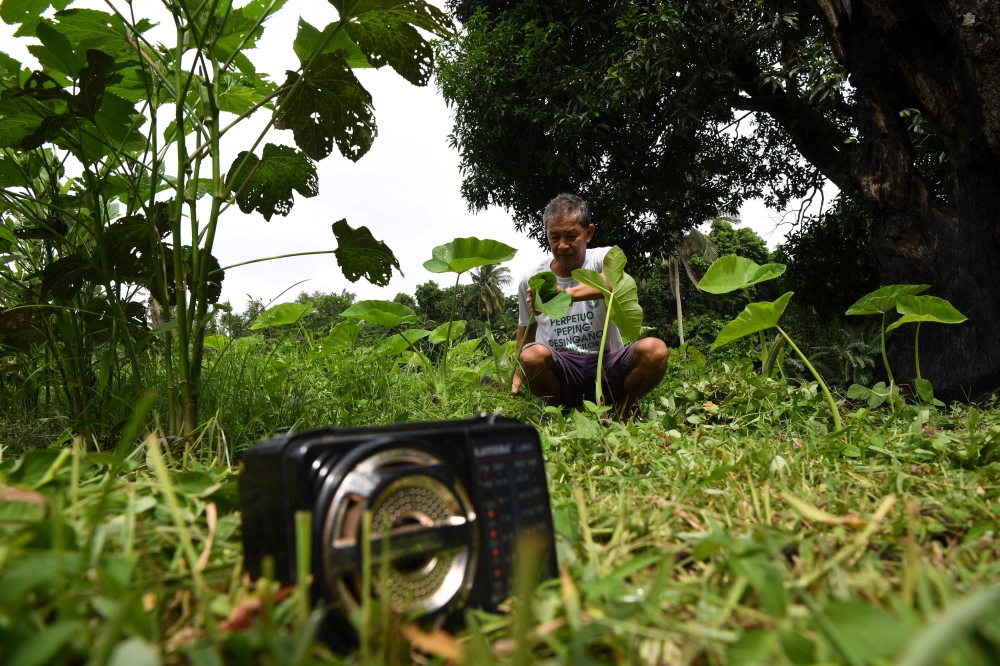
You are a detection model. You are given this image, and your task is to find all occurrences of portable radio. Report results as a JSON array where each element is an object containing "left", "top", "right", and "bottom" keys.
[{"left": 239, "top": 414, "right": 557, "bottom": 649}]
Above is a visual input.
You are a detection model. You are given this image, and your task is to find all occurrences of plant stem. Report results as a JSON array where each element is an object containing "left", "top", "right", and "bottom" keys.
[
  {"left": 914, "top": 322, "right": 922, "bottom": 380},
  {"left": 214, "top": 250, "right": 338, "bottom": 274},
  {"left": 778, "top": 326, "right": 842, "bottom": 432},
  {"left": 594, "top": 293, "right": 615, "bottom": 405},
  {"left": 442, "top": 272, "right": 461, "bottom": 377},
  {"left": 880, "top": 312, "right": 894, "bottom": 384}
]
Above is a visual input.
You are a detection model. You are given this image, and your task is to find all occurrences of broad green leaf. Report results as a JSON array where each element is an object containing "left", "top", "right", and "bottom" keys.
[
  {"left": 217, "top": 75, "right": 271, "bottom": 115},
  {"left": 311, "top": 320, "right": 361, "bottom": 358},
  {"left": 600, "top": 246, "right": 643, "bottom": 343},
  {"left": 912, "top": 378, "right": 944, "bottom": 406},
  {"left": 847, "top": 382, "right": 889, "bottom": 408},
  {"left": 8, "top": 620, "right": 84, "bottom": 666},
  {"left": 698, "top": 255, "right": 786, "bottom": 294},
  {"left": 293, "top": 18, "right": 371, "bottom": 69},
  {"left": 569, "top": 267, "right": 609, "bottom": 298},
  {"left": 202, "top": 335, "right": 229, "bottom": 350},
  {"left": 527, "top": 271, "right": 571, "bottom": 320},
  {"left": 452, "top": 337, "right": 482, "bottom": 355},
  {"left": 423, "top": 237, "right": 517, "bottom": 274},
  {"left": 30, "top": 21, "right": 86, "bottom": 78},
  {"left": 729, "top": 629, "right": 777, "bottom": 666},
  {"left": 41, "top": 254, "right": 101, "bottom": 300},
  {"left": 1, "top": 0, "right": 63, "bottom": 27},
  {"left": 780, "top": 631, "right": 816, "bottom": 666},
  {"left": 332, "top": 0, "right": 451, "bottom": 84},
  {"left": 274, "top": 51, "right": 376, "bottom": 161},
  {"left": 226, "top": 143, "right": 317, "bottom": 221},
  {"left": 50, "top": 9, "right": 128, "bottom": 55},
  {"left": 250, "top": 301, "right": 316, "bottom": 329},
  {"left": 332, "top": 218, "right": 401, "bottom": 286},
  {"left": 379, "top": 327, "right": 430, "bottom": 355},
  {"left": 0, "top": 92, "right": 42, "bottom": 149},
  {"left": 429, "top": 319, "right": 467, "bottom": 344},
  {"left": 711, "top": 291, "right": 793, "bottom": 350},
  {"left": 846, "top": 284, "right": 930, "bottom": 316},
  {"left": 729, "top": 553, "right": 787, "bottom": 618},
  {"left": 885, "top": 294, "right": 967, "bottom": 332},
  {"left": 824, "top": 601, "right": 910, "bottom": 662},
  {"left": 341, "top": 299, "right": 416, "bottom": 327}
]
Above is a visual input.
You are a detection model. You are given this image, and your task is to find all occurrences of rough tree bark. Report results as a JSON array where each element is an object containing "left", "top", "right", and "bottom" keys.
[{"left": 812, "top": 0, "right": 1000, "bottom": 400}]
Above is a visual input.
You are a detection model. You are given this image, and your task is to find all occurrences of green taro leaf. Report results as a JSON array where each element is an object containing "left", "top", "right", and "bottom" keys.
[
  {"left": 711, "top": 291, "right": 793, "bottom": 350},
  {"left": 698, "top": 254, "right": 786, "bottom": 294},
  {"left": 429, "top": 319, "right": 466, "bottom": 344},
  {"left": 341, "top": 299, "right": 416, "bottom": 327},
  {"left": 293, "top": 18, "right": 371, "bottom": 69},
  {"left": 885, "top": 295, "right": 967, "bottom": 332},
  {"left": 846, "top": 284, "right": 930, "bottom": 316},
  {"left": 249, "top": 301, "right": 316, "bottom": 329},
  {"left": 338, "top": 0, "right": 452, "bottom": 86},
  {"left": 847, "top": 381, "right": 889, "bottom": 408},
  {"left": 527, "top": 271, "right": 571, "bottom": 320},
  {"left": 423, "top": 237, "right": 517, "bottom": 274},
  {"left": 309, "top": 319, "right": 361, "bottom": 358},
  {"left": 226, "top": 143, "right": 318, "bottom": 221},
  {"left": 572, "top": 246, "right": 644, "bottom": 342},
  {"left": 202, "top": 335, "right": 229, "bottom": 350},
  {"left": 380, "top": 327, "right": 431, "bottom": 355},
  {"left": 274, "top": 51, "right": 376, "bottom": 161},
  {"left": 332, "top": 219, "right": 401, "bottom": 286},
  {"left": 600, "top": 246, "right": 643, "bottom": 342}
]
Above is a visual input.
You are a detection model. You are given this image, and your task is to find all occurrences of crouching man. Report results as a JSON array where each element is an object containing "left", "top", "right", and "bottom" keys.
[{"left": 512, "top": 193, "right": 669, "bottom": 415}]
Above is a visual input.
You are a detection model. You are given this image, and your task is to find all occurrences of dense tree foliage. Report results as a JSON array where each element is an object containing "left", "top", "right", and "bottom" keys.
[{"left": 441, "top": 0, "right": 1000, "bottom": 399}]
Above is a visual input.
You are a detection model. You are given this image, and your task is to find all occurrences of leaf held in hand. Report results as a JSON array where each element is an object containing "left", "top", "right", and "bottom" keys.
[{"left": 527, "top": 271, "right": 571, "bottom": 320}]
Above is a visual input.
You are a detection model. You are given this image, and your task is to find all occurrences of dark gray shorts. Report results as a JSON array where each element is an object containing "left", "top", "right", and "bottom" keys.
[{"left": 522, "top": 341, "right": 637, "bottom": 409}]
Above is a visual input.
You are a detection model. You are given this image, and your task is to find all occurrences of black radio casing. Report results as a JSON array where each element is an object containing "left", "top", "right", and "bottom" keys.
[{"left": 239, "top": 414, "right": 557, "bottom": 650}]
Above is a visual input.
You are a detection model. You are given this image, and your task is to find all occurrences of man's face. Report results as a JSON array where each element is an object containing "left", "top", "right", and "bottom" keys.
[{"left": 546, "top": 215, "right": 595, "bottom": 271}]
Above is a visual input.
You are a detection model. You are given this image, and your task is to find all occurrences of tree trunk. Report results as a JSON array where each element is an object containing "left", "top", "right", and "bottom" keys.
[
  {"left": 813, "top": 0, "right": 1000, "bottom": 400},
  {"left": 672, "top": 258, "right": 685, "bottom": 345}
]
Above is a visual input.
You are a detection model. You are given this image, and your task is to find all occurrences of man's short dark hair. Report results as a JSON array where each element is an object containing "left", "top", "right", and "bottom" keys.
[{"left": 543, "top": 193, "right": 591, "bottom": 229}]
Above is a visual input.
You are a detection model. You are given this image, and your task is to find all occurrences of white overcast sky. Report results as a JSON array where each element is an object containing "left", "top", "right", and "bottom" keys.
[{"left": 0, "top": 0, "right": 820, "bottom": 308}]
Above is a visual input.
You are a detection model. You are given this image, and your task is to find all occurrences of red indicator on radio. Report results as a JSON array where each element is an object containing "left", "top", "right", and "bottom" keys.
[
  {"left": 487, "top": 509, "right": 495, "bottom": 519},
  {"left": 494, "top": 568, "right": 502, "bottom": 578}
]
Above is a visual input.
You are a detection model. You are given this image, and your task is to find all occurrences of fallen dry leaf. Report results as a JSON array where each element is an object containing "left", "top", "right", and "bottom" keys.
[
  {"left": 165, "top": 625, "right": 197, "bottom": 653},
  {"left": 400, "top": 624, "right": 463, "bottom": 662},
  {"left": 1, "top": 487, "right": 47, "bottom": 507},
  {"left": 195, "top": 502, "right": 218, "bottom": 572}
]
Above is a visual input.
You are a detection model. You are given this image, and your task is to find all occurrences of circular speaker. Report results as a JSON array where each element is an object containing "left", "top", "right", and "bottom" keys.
[{"left": 322, "top": 448, "right": 477, "bottom": 616}]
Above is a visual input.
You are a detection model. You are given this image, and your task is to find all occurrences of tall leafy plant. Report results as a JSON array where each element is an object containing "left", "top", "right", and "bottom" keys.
[
  {"left": 0, "top": 0, "right": 450, "bottom": 437},
  {"left": 698, "top": 255, "right": 785, "bottom": 362},
  {"left": 423, "top": 237, "right": 516, "bottom": 374},
  {"left": 711, "top": 292, "right": 843, "bottom": 432},
  {"left": 886, "top": 295, "right": 967, "bottom": 381},
  {"left": 571, "top": 246, "right": 643, "bottom": 405},
  {"left": 845, "top": 284, "right": 930, "bottom": 384}
]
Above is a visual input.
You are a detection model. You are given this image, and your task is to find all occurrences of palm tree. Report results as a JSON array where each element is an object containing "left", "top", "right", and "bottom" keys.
[
  {"left": 667, "top": 227, "right": 720, "bottom": 345},
  {"left": 463, "top": 264, "right": 512, "bottom": 325}
]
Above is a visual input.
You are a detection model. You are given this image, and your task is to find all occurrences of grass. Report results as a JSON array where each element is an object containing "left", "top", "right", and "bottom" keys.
[{"left": 0, "top": 332, "right": 998, "bottom": 665}]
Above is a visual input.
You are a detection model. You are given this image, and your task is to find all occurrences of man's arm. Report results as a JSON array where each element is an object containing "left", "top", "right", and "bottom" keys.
[
  {"left": 564, "top": 272, "right": 611, "bottom": 301},
  {"left": 511, "top": 322, "right": 536, "bottom": 395}
]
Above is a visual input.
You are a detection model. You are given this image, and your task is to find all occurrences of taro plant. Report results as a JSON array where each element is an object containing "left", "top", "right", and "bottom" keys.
[
  {"left": 699, "top": 255, "right": 786, "bottom": 363},
  {"left": 423, "top": 237, "right": 516, "bottom": 374},
  {"left": 845, "top": 284, "right": 930, "bottom": 384},
  {"left": 511, "top": 270, "right": 572, "bottom": 386},
  {"left": 886, "top": 295, "right": 967, "bottom": 381},
  {"left": 340, "top": 300, "right": 429, "bottom": 358},
  {"left": 0, "top": 0, "right": 450, "bottom": 439},
  {"left": 711, "top": 291, "right": 842, "bottom": 432},
  {"left": 571, "top": 245, "right": 643, "bottom": 405}
]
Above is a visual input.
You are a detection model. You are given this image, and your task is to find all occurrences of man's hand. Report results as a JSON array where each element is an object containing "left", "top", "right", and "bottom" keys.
[{"left": 511, "top": 368, "right": 522, "bottom": 395}]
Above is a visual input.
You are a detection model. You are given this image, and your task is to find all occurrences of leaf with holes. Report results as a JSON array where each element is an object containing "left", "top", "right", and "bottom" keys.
[
  {"left": 226, "top": 143, "right": 317, "bottom": 221},
  {"left": 332, "top": 218, "right": 400, "bottom": 286},
  {"left": 41, "top": 254, "right": 101, "bottom": 300},
  {"left": 336, "top": 0, "right": 452, "bottom": 86},
  {"left": 293, "top": 18, "right": 371, "bottom": 69},
  {"left": 274, "top": 51, "right": 376, "bottom": 161}
]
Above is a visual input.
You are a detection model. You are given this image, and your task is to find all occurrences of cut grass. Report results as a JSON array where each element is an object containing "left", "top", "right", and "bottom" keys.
[{"left": 0, "top": 341, "right": 998, "bottom": 665}]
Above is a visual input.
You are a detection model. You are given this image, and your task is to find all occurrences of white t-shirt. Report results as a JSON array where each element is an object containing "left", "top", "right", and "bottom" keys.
[{"left": 517, "top": 247, "right": 624, "bottom": 355}]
